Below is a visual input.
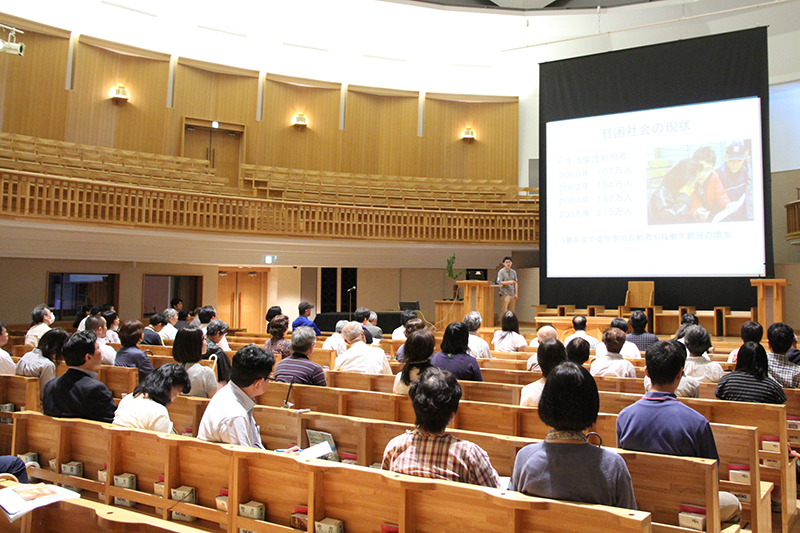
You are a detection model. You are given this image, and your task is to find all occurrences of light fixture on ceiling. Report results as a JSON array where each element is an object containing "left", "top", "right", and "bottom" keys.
[
  {"left": 109, "top": 84, "right": 129, "bottom": 103},
  {"left": 292, "top": 112, "right": 308, "bottom": 129},
  {"left": 0, "top": 24, "right": 25, "bottom": 56},
  {"left": 461, "top": 126, "right": 476, "bottom": 143}
]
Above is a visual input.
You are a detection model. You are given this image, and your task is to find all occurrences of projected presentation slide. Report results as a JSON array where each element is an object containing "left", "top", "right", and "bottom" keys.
[{"left": 546, "top": 97, "right": 765, "bottom": 279}]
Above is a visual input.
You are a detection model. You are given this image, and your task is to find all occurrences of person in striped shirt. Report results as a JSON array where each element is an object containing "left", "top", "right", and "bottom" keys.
[{"left": 273, "top": 326, "right": 326, "bottom": 386}]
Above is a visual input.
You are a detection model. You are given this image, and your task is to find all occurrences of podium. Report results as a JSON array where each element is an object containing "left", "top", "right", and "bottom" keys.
[
  {"left": 434, "top": 280, "right": 496, "bottom": 330},
  {"left": 750, "top": 278, "right": 789, "bottom": 332}
]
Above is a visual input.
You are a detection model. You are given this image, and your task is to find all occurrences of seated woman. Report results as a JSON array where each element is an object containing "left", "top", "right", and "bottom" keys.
[
  {"left": 683, "top": 326, "right": 724, "bottom": 383},
  {"left": 715, "top": 341, "right": 786, "bottom": 404},
  {"left": 431, "top": 322, "right": 482, "bottom": 382},
  {"left": 113, "top": 363, "right": 190, "bottom": 433},
  {"left": 511, "top": 361, "right": 636, "bottom": 509},
  {"left": 520, "top": 338, "right": 566, "bottom": 407},
  {"left": 383, "top": 367, "right": 501, "bottom": 487},
  {"left": 492, "top": 311, "right": 528, "bottom": 352},
  {"left": 16, "top": 327, "right": 68, "bottom": 398},
  {"left": 394, "top": 329, "right": 434, "bottom": 395},
  {"left": 173, "top": 326, "right": 218, "bottom": 398},
  {"left": 565, "top": 337, "right": 590, "bottom": 365},
  {"left": 115, "top": 320, "right": 155, "bottom": 383},
  {"left": 395, "top": 318, "right": 427, "bottom": 362},
  {"left": 264, "top": 315, "right": 292, "bottom": 360},
  {"left": 648, "top": 158, "right": 703, "bottom": 225},
  {"left": 103, "top": 311, "right": 121, "bottom": 344}
]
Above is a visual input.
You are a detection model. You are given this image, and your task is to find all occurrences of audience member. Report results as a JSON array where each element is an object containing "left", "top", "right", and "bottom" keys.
[
  {"left": 643, "top": 339, "right": 700, "bottom": 398},
  {"left": 565, "top": 337, "right": 590, "bottom": 365},
  {"left": 198, "top": 306, "right": 230, "bottom": 351},
  {"left": 274, "top": 326, "right": 326, "bottom": 386},
  {"left": 393, "top": 329, "right": 434, "bottom": 395},
  {"left": 431, "top": 322, "right": 482, "bottom": 382},
  {"left": 0, "top": 456, "right": 29, "bottom": 483},
  {"left": 727, "top": 321, "right": 763, "bottom": 363},
  {"left": 198, "top": 344, "right": 275, "bottom": 448},
  {"left": 85, "top": 315, "right": 116, "bottom": 365},
  {"left": 590, "top": 328, "right": 636, "bottom": 378},
  {"left": 113, "top": 363, "right": 190, "bottom": 433},
  {"left": 392, "top": 310, "right": 418, "bottom": 341},
  {"left": 102, "top": 311, "right": 120, "bottom": 344},
  {"left": 142, "top": 314, "right": 166, "bottom": 346},
  {"left": 321, "top": 320, "right": 348, "bottom": 357},
  {"left": 715, "top": 342, "right": 786, "bottom": 404},
  {"left": 463, "top": 311, "right": 491, "bottom": 359},
  {"left": 383, "top": 367, "right": 501, "bottom": 487},
  {"left": 205, "top": 319, "right": 233, "bottom": 384},
  {"left": 492, "top": 312, "right": 528, "bottom": 353},
  {"left": 171, "top": 298, "right": 184, "bottom": 312},
  {"left": 175, "top": 309, "right": 190, "bottom": 331},
  {"left": 72, "top": 306, "right": 91, "bottom": 329},
  {"left": 76, "top": 305, "right": 101, "bottom": 332},
  {"left": 683, "top": 325, "right": 724, "bottom": 383},
  {"left": 528, "top": 324, "right": 557, "bottom": 348},
  {"left": 788, "top": 333, "right": 800, "bottom": 365},
  {"left": 617, "top": 341, "right": 741, "bottom": 524},
  {"left": 115, "top": 320, "right": 155, "bottom": 383},
  {"left": 265, "top": 305, "right": 282, "bottom": 325},
  {"left": 395, "top": 319, "right": 427, "bottom": 362},
  {"left": 511, "top": 362, "right": 636, "bottom": 509},
  {"left": 367, "top": 311, "right": 383, "bottom": 340},
  {"left": 334, "top": 322, "right": 391, "bottom": 374},
  {"left": 160, "top": 309, "right": 179, "bottom": 341},
  {"left": 563, "top": 316, "right": 599, "bottom": 350},
  {"left": 189, "top": 307, "right": 202, "bottom": 328},
  {"left": 595, "top": 318, "right": 641, "bottom": 358},
  {"left": 766, "top": 322, "right": 800, "bottom": 388},
  {"left": 25, "top": 304, "right": 53, "bottom": 348},
  {"left": 354, "top": 307, "right": 375, "bottom": 344},
  {"left": 626, "top": 311, "right": 659, "bottom": 352},
  {"left": 265, "top": 315, "right": 292, "bottom": 359},
  {"left": 520, "top": 338, "right": 566, "bottom": 407},
  {"left": 292, "top": 301, "right": 321, "bottom": 336},
  {"left": 42, "top": 331, "right": 117, "bottom": 423},
  {"left": 16, "top": 327, "right": 67, "bottom": 397},
  {"left": 173, "top": 326, "right": 217, "bottom": 398},
  {"left": 0, "top": 322, "right": 15, "bottom": 374}
]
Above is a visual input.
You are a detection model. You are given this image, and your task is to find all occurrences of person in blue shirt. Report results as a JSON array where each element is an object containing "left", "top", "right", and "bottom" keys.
[{"left": 292, "top": 301, "right": 321, "bottom": 335}]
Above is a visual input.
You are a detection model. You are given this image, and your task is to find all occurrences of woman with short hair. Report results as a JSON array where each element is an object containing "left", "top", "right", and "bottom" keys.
[
  {"left": 114, "top": 320, "right": 154, "bottom": 382},
  {"left": 715, "top": 341, "right": 786, "bottom": 404},
  {"left": 431, "top": 322, "right": 482, "bottom": 382},
  {"left": 16, "top": 327, "right": 68, "bottom": 396},
  {"left": 511, "top": 362, "right": 637, "bottom": 509},
  {"left": 265, "top": 315, "right": 292, "bottom": 359},
  {"left": 113, "top": 363, "right": 190, "bottom": 433},
  {"left": 395, "top": 318, "right": 427, "bottom": 362},
  {"left": 173, "top": 326, "right": 218, "bottom": 398}
]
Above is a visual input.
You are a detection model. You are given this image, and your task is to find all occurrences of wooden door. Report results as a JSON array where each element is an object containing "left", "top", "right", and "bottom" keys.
[
  {"left": 211, "top": 130, "right": 241, "bottom": 187},
  {"left": 216, "top": 272, "right": 237, "bottom": 327},
  {"left": 237, "top": 271, "right": 266, "bottom": 334},
  {"left": 184, "top": 127, "right": 211, "bottom": 161}
]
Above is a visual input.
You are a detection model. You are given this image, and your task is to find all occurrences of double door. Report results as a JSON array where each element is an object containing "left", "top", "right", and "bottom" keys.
[
  {"left": 184, "top": 124, "right": 242, "bottom": 187},
  {"left": 217, "top": 270, "right": 267, "bottom": 334}
]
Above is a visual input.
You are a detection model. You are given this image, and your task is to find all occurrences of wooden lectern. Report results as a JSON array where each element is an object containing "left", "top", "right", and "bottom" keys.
[
  {"left": 458, "top": 280, "right": 496, "bottom": 328},
  {"left": 750, "top": 278, "right": 789, "bottom": 333}
]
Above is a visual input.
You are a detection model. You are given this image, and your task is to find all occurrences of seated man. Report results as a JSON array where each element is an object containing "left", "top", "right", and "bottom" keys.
[
  {"left": 382, "top": 367, "right": 501, "bottom": 487},
  {"left": 392, "top": 310, "right": 418, "bottom": 341},
  {"left": 526, "top": 325, "right": 558, "bottom": 371},
  {"left": 292, "top": 301, "right": 321, "bottom": 336},
  {"left": 205, "top": 319, "right": 233, "bottom": 384},
  {"left": 683, "top": 325, "right": 724, "bottom": 383},
  {"left": 563, "top": 316, "right": 599, "bottom": 350},
  {"left": 463, "top": 311, "right": 491, "bottom": 359},
  {"left": 25, "top": 304, "right": 53, "bottom": 348},
  {"left": 367, "top": 311, "right": 383, "bottom": 340},
  {"left": 644, "top": 340, "right": 699, "bottom": 397},
  {"left": 334, "top": 322, "right": 391, "bottom": 374},
  {"left": 199, "top": 306, "right": 231, "bottom": 351},
  {"left": 595, "top": 318, "right": 642, "bottom": 358},
  {"left": 589, "top": 328, "right": 636, "bottom": 378},
  {"left": 321, "top": 320, "right": 348, "bottom": 357},
  {"left": 617, "top": 340, "right": 741, "bottom": 524},
  {"left": 142, "top": 314, "right": 166, "bottom": 346},
  {"left": 274, "top": 327, "right": 326, "bottom": 386},
  {"left": 85, "top": 315, "right": 116, "bottom": 365},
  {"left": 42, "top": 330, "right": 117, "bottom": 423},
  {"left": 626, "top": 311, "right": 659, "bottom": 352},
  {"left": 766, "top": 322, "right": 800, "bottom": 388},
  {"left": 354, "top": 307, "right": 375, "bottom": 344},
  {"left": 198, "top": 344, "right": 275, "bottom": 449}
]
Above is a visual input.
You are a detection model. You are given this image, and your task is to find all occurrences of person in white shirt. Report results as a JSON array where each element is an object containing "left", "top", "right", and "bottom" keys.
[
  {"left": 392, "top": 310, "right": 418, "bottom": 341},
  {"left": 160, "top": 308, "right": 179, "bottom": 342},
  {"left": 25, "top": 304, "right": 54, "bottom": 348},
  {"left": 594, "top": 318, "right": 642, "bottom": 359},
  {"left": 85, "top": 315, "right": 117, "bottom": 365},
  {"left": 16, "top": 327, "right": 67, "bottom": 397},
  {"left": 590, "top": 327, "right": 636, "bottom": 378},
  {"left": 520, "top": 338, "right": 566, "bottom": 407},
  {"left": 683, "top": 325, "right": 724, "bottom": 383},
  {"left": 492, "top": 312, "right": 528, "bottom": 353},
  {"left": 0, "top": 322, "right": 16, "bottom": 375},
  {"left": 174, "top": 326, "right": 218, "bottom": 398},
  {"left": 198, "top": 345, "right": 275, "bottom": 448},
  {"left": 463, "top": 312, "right": 491, "bottom": 359},
  {"left": 102, "top": 311, "right": 121, "bottom": 344},
  {"left": 563, "top": 316, "right": 599, "bottom": 350},
  {"left": 334, "top": 322, "right": 392, "bottom": 375},
  {"left": 199, "top": 306, "right": 230, "bottom": 351},
  {"left": 528, "top": 325, "right": 557, "bottom": 348},
  {"left": 322, "top": 320, "right": 348, "bottom": 357},
  {"left": 113, "top": 363, "right": 190, "bottom": 433}
]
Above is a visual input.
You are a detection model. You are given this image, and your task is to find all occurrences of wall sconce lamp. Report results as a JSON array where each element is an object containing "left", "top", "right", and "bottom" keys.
[
  {"left": 110, "top": 84, "right": 129, "bottom": 104},
  {"left": 461, "top": 126, "right": 475, "bottom": 143},
  {"left": 292, "top": 112, "right": 308, "bottom": 129}
]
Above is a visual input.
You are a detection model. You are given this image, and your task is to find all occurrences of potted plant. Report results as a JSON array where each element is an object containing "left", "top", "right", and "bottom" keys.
[{"left": 445, "top": 253, "right": 466, "bottom": 300}]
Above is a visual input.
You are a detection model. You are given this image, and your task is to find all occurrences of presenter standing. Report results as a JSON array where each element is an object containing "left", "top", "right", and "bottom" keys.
[{"left": 497, "top": 257, "right": 518, "bottom": 314}]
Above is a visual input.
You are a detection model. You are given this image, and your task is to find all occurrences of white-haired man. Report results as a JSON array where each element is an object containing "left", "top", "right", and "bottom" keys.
[
  {"left": 334, "top": 322, "right": 392, "bottom": 374},
  {"left": 322, "top": 320, "right": 348, "bottom": 356}
]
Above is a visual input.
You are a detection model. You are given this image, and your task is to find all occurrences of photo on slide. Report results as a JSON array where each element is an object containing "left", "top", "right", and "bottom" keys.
[{"left": 646, "top": 140, "right": 753, "bottom": 226}]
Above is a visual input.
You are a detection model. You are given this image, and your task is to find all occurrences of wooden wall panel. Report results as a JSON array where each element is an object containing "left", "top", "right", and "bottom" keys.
[
  {"left": 340, "top": 90, "right": 419, "bottom": 176},
  {"left": 254, "top": 78, "right": 341, "bottom": 170},
  {"left": 420, "top": 98, "right": 518, "bottom": 185},
  {"left": 0, "top": 31, "right": 69, "bottom": 140}
]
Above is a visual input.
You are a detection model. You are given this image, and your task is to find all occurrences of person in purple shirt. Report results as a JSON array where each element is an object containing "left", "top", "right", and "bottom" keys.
[
  {"left": 114, "top": 320, "right": 155, "bottom": 383},
  {"left": 431, "top": 322, "right": 482, "bottom": 382},
  {"left": 291, "top": 301, "right": 321, "bottom": 336}
]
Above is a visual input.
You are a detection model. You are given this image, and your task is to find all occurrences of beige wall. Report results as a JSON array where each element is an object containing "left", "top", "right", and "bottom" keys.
[
  {"left": 772, "top": 169, "right": 800, "bottom": 265},
  {"left": 357, "top": 268, "right": 401, "bottom": 314},
  {"left": 515, "top": 267, "right": 540, "bottom": 326},
  {"left": 266, "top": 267, "right": 302, "bottom": 322}
]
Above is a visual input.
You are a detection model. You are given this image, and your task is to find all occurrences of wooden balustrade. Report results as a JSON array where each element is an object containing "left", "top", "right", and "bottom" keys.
[
  {"left": 0, "top": 169, "right": 539, "bottom": 244},
  {"left": 787, "top": 199, "right": 800, "bottom": 243}
]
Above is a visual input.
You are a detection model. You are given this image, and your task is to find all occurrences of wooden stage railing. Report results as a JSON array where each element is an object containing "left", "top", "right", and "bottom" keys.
[
  {"left": 0, "top": 169, "right": 539, "bottom": 244},
  {"left": 787, "top": 199, "right": 800, "bottom": 243}
]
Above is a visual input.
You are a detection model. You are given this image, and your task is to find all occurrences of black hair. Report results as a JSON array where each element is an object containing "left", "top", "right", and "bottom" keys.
[
  {"left": 30, "top": 304, "right": 49, "bottom": 326},
  {"left": 400, "top": 329, "right": 435, "bottom": 386},
  {"left": 37, "top": 328, "right": 69, "bottom": 364},
  {"left": 538, "top": 362, "right": 598, "bottom": 431},
  {"left": 198, "top": 306, "right": 216, "bottom": 324},
  {"left": 354, "top": 307, "right": 370, "bottom": 323},
  {"left": 100, "top": 304, "right": 114, "bottom": 313},
  {"left": 681, "top": 313, "right": 699, "bottom": 326},
  {"left": 409, "top": 367, "right": 461, "bottom": 434},
  {"left": 89, "top": 306, "right": 102, "bottom": 316},
  {"left": 572, "top": 315, "right": 587, "bottom": 331},
  {"left": 538, "top": 338, "right": 567, "bottom": 378},
  {"left": 683, "top": 325, "right": 711, "bottom": 356},
  {"left": 609, "top": 318, "right": 628, "bottom": 332},
  {"left": 401, "top": 310, "right": 418, "bottom": 326},
  {"left": 768, "top": 322, "right": 795, "bottom": 354},
  {"left": 62, "top": 330, "right": 98, "bottom": 367},
  {"left": 173, "top": 326, "right": 204, "bottom": 364},
  {"left": 101, "top": 311, "right": 118, "bottom": 329},
  {"left": 440, "top": 322, "right": 469, "bottom": 355},
  {"left": 645, "top": 340, "right": 685, "bottom": 386},
  {"left": 265, "top": 305, "right": 282, "bottom": 323},
  {"left": 149, "top": 313, "right": 167, "bottom": 327},
  {"left": 119, "top": 320, "right": 145, "bottom": 347},
  {"left": 629, "top": 311, "right": 647, "bottom": 334},
  {"left": 503, "top": 256, "right": 512, "bottom": 262},
  {"left": 230, "top": 344, "right": 275, "bottom": 388},
  {"left": 133, "top": 363, "right": 190, "bottom": 406},
  {"left": 170, "top": 298, "right": 183, "bottom": 308},
  {"left": 566, "top": 337, "right": 590, "bottom": 365},
  {"left": 72, "top": 306, "right": 91, "bottom": 328},
  {"left": 740, "top": 321, "right": 763, "bottom": 344},
  {"left": 177, "top": 309, "right": 190, "bottom": 321},
  {"left": 692, "top": 146, "right": 717, "bottom": 166},
  {"left": 501, "top": 311, "right": 519, "bottom": 333},
  {"left": 735, "top": 341, "right": 768, "bottom": 381},
  {"left": 85, "top": 315, "right": 106, "bottom": 333}
]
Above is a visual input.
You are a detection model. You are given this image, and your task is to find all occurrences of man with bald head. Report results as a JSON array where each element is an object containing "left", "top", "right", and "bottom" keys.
[
  {"left": 334, "top": 322, "right": 392, "bottom": 375},
  {"left": 526, "top": 326, "right": 558, "bottom": 371},
  {"left": 563, "top": 316, "right": 599, "bottom": 350}
]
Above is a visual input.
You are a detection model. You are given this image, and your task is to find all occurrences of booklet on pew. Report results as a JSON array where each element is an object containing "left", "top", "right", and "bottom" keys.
[
  {"left": 305, "top": 430, "right": 340, "bottom": 462},
  {"left": 0, "top": 483, "right": 81, "bottom": 522}
]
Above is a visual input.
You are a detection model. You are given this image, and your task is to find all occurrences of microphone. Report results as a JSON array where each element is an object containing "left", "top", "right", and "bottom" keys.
[{"left": 346, "top": 286, "right": 356, "bottom": 292}]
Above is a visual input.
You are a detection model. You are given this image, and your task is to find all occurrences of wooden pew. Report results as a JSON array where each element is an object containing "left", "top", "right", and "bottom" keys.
[{"left": 0, "top": 375, "right": 40, "bottom": 455}]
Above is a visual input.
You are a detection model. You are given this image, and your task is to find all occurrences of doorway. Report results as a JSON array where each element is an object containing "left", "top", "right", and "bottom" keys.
[
  {"left": 183, "top": 119, "right": 244, "bottom": 188},
  {"left": 217, "top": 270, "right": 268, "bottom": 334}
]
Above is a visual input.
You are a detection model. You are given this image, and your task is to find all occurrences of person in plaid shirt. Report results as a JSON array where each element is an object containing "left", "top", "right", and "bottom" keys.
[
  {"left": 382, "top": 367, "right": 501, "bottom": 488},
  {"left": 766, "top": 322, "right": 800, "bottom": 388}
]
